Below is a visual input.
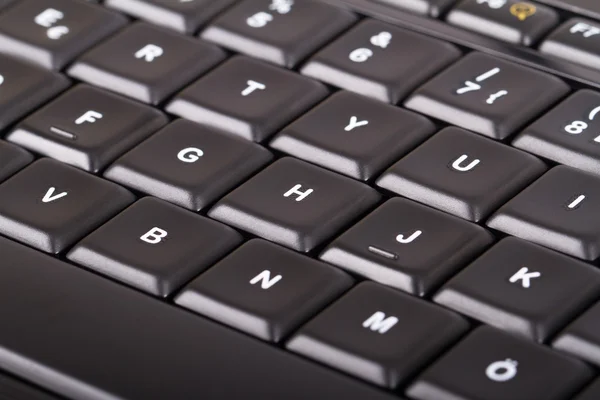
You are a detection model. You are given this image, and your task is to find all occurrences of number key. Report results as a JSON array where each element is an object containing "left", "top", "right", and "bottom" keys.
[
  {"left": 405, "top": 52, "right": 569, "bottom": 140},
  {"left": 0, "top": 0, "right": 128, "bottom": 70},
  {"left": 301, "top": 19, "right": 460, "bottom": 103},
  {"left": 201, "top": 0, "right": 357, "bottom": 68},
  {"left": 447, "top": 0, "right": 559, "bottom": 46},
  {"left": 513, "top": 90, "right": 600, "bottom": 175}
]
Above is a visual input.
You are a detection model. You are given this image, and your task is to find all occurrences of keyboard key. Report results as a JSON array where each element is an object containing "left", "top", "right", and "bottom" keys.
[
  {"left": 513, "top": 90, "right": 600, "bottom": 175},
  {"left": 209, "top": 157, "right": 380, "bottom": 252},
  {"left": 407, "top": 326, "right": 592, "bottom": 400},
  {"left": 488, "top": 165, "right": 600, "bottom": 260},
  {"left": 320, "top": 198, "right": 494, "bottom": 296},
  {"left": 404, "top": 52, "right": 570, "bottom": 140},
  {"left": 7, "top": 85, "right": 168, "bottom": 173},
  {"left": 301, "top": 19, "right": 460, "bottom": 104},
  {"left": 166, "top": 56, "right": 328, "bottom": 142},
  {"left": 376, "top": 127, "right": 546, "bottom": 222},
  {"left": 68, "top": 22, "right": 226, "bottom": 105},
  {"left": 201, "top": 0, "right": 356, "bottom": 68},
  {"left": 541, "top": 18, "right": 600, "bottom": 71},
  {"left": 0, "top": 159, "right": 134, "bottom": 253},
  {"left": 553, "top": 301, "right": 600, "bottom": 367},
  {"left": 575, "top": 379, "right": 600, "bottom": 400},
  {"left": 447, "top": 0, "right": 558, "bottom": 46},
  {"left": 0, "top": 141, "right": 33, "bottom": 183},
  {"left": 373, "top": 0, "right": 455, "bottom": 17},
  {"left": 106, "top": 0, "right": 237, "bottom": 34},
  {"left": 0, "top": 54, "right": 70, "bottom": 131},
  {"left": 270, "top": 91, "right": 435, "bottom": 181},
  {"left": 0, "top": 0, "right": 127, "bottom": 70},
  {"left": 68, "top": 197, "right": 242, "bottom": 297},
  {"left": 287, "top": 282, "right": 468, "bottom": 388},
  {"left": 435, "top": 237, "right": 600, "bottom": 342},
  {"left": 0, "top": 236, "right": 400, "bottom": 400},
  {"left": 105, "top": 119, "right": 273, "bottom": 211},
  {"left": 176, "top": 239, "right": 353, "bottom": 342}
]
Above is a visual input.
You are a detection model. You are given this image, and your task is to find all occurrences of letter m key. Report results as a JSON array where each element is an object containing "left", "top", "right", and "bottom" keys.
[{"left": 362, "top": 311, "right": 398, "bottom": 334}]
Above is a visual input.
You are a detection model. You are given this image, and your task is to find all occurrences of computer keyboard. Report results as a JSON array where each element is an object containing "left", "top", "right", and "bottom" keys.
[{"left": 3, "top": 0, "right": 600, "bottom": 399}]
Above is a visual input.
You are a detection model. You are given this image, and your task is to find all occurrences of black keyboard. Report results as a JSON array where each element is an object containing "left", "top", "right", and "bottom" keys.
[{"left": 3, "top": 0, "right": 600, "bottom": 399}]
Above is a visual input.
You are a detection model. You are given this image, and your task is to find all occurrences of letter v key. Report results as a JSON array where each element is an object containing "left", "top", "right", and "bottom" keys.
[{"left": 42, "top": 187, "right": 67, "bottom": 203}]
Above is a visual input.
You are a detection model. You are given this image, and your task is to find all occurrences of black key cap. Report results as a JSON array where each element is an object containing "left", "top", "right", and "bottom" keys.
[
  {"left": 0, "top": 0, "right": 127, "bottom": 70},
  {"left": 404, "top": 52, "right": 570, "bottom": 140},
  {"left": 0, "top": 236, "right": 400, "bottom": 400},
  {"left": 373, "top": 0, "right": 455, "bottom": 17},
  {"left": 104, "top": 119, "right": 273, "bottom": 211},
  {"left": 68, "top": 22, "right": 226, "bottom": 105},
  {"left": 0, "top": 159, "right": 134, "bottom": 253},
  {"left": 488, "top": 165, "right": 600, "bottom": 260},
  {"left": 270, "top": 91, "right": 435, "bottom": 181},
  {"left": 0, "top": 54, "right": 70, "bottom": 131},
  {"left": 68, "top": 197, "right": 242, "bottom": 297},
  {"left": 201, "top": 0, "right": 356, "bottom": 68},
  {"left": 176, "top": 239, "right": 353, "bottom": 342},
  {"left": 287, "top": 282, "right": 468, "bottom": 388},
  {"left": 376, "top": 127, "right": 546, "bottom": 222},
  {"left": 407, "top": 326, "right": 592, "bottom": 400},
  {"left": 7, "top": 85, "right": 168, "bottom": 173},
  {"left": 166, "top": 56, "right": 328, "bottom": 142},
  {"left": 300, "top": 19, "right": 460, "bottom": 103},
  {"left": 435, "top": 237, "right": 600, "bottom": 342},
  {"left": 447, "top": 0, "right": 558, "bottom": 46},
  {"left": 0, "top": 141, "right": 33, "bottom": 183},
  {"left": 575, "top": 378, "right": 600, "bottom": 400},
  {"left": 321, "top": 198, "right": 494, "bottom": 296},
  {"left": 553, "top": 301, "right": 600, "bottom": 367},
  {"left": 541, "top": 18, "right": 600, "bottom": 72},
  {"left": 106, "top": 0, "right": 237, "bottom": 34},
  {"left": 513, "top": 90, "right": 600, "bottom": 175},
  {"left": 208, "top": 157, "right": 380, "bottom": 252}
]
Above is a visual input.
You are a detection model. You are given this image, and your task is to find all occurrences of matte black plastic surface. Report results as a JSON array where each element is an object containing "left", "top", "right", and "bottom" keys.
[{"left": 0, "top": 235, "right": 400, "bottom": 400}]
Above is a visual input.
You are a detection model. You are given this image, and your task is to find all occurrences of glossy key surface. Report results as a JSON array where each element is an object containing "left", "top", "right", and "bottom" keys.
[{"left": 0, "top": 235, "right": 400, "bottom": 400}]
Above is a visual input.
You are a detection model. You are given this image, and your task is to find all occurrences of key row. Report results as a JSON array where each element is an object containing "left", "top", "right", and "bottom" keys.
[
  {"left": 0, "top": 9, "right": 576, "bottom": 144},
  {"left": 8, "top": 78, "right": 600, "bottom": 262},
  {"left": 0, "top": 232, "right": 598, "bottom": 400},
  {"left": 0, "top": 152, "right": 598, "bottom": 398},
  {"left": 2, "top": 150, "right": 600, "bottom": 397},
  {"left": 376, "top": 0, "right": 600, "bottom": 72}
]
